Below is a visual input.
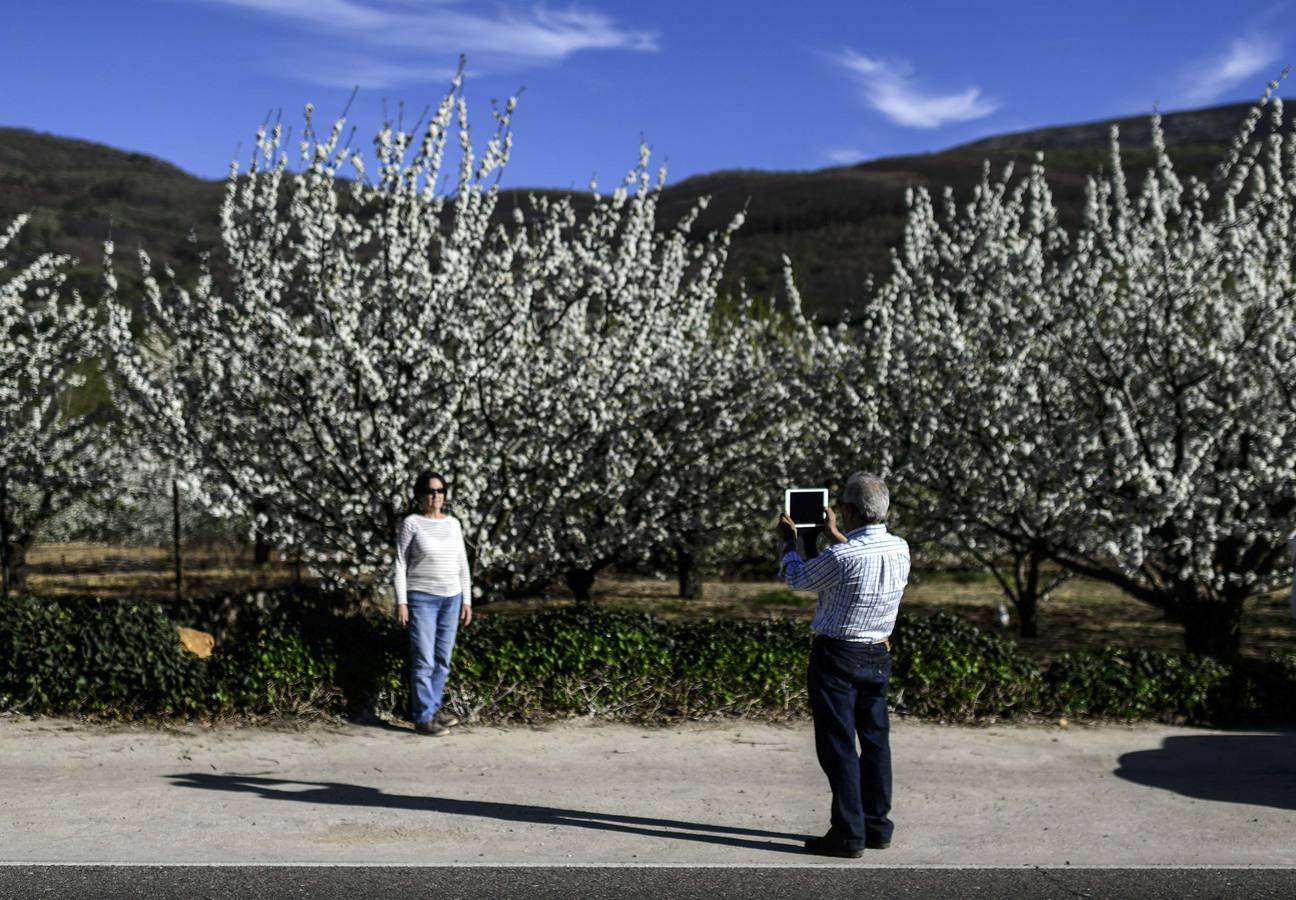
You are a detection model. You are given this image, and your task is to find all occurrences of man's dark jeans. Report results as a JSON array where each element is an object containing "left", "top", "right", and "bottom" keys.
[{"left": 807, "top": 635, "right": 893, "bottom": 849}]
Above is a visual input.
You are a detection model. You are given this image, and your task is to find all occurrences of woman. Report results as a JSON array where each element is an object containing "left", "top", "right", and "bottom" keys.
[{"left": 393, "top": 470, "right": 473, "bottom": 736}]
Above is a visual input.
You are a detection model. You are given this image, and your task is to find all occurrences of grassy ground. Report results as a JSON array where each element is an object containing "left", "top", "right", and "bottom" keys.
[{"left": 25, "top": 542, "right": 1296, "bottom": 661}]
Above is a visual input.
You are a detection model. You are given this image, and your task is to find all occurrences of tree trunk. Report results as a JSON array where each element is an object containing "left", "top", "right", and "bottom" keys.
[
  {"left": 5, "top": 530, "right": 34, "bottom": 597},
  {"left": 1, "top": 474, "right": 47, "bottom": 598},
  {"left": 1016, "top": 591, "right": 1039, "bottom": 638},
  {"left": 677, "top": 538, "right": 703, "bottom": 600},
  {"left": 1015, "top": 551, "right": 1042, "bottom": 639},
  {"left": 566, "top": 568, "right": 596, "bottom": 605},
  {"left": 1179, "top": 595, "right": 1244, "bottom": 660},
  {"left": 10, "top": 544, "right": 30, "bottom": 595}
]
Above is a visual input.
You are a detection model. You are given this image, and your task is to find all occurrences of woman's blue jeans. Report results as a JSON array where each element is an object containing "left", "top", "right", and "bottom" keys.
[{"left": 406, "top": 591, "right": 462, "bottom": 724}]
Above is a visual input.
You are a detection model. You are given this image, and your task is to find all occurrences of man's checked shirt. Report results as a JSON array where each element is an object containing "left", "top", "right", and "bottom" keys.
[{"left": 780, "top": 524, "right": 910, "bottom": 641}]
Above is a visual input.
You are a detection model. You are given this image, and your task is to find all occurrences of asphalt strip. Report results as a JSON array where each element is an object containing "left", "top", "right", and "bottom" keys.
[{"left": 2, "top": 862, "right": 1296, "bottom": 869}]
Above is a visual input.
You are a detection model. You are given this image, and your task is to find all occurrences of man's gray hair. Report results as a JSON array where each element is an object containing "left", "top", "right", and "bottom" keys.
[{"left": 842, "top": 473, "right": 889, "bottom": 524}]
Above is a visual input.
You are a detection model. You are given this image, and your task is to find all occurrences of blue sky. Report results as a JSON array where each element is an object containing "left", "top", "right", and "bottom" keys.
[{"left": 3, "top": 1, "right": 1291, "bottom": 188}]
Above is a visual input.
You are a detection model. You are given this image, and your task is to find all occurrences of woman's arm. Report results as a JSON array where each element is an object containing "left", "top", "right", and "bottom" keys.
[
  {"left": 456, "top": 519, "right": 473, "bottom": 625},
  {"left": 393, "top": 517, "right": 412, "bottom": 621}
]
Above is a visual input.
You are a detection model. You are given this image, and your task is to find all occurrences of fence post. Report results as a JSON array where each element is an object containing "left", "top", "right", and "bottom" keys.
[
  {"left": 0, "top": 469, "right": 9, "bottom": 600},
  {"left": 172, "top": 478, "right": 183, "bottom": 604}
]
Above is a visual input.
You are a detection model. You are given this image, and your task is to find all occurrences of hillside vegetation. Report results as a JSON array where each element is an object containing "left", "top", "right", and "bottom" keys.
[{"left": 0, "top": 101, "right": 1272, "bottom": 319}]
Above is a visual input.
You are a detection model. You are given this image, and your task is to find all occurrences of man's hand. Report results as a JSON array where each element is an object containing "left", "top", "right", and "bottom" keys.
[
  {"left": 460, "top": 603, "right": 473, "bottom": 626},
  {"left": 397, "top": 604, "right": 410, "bottom": 628},
  {"left": 825, "top": 506, "right": 847, "bottom": 544},
  {"left": 777, "top": 512, "right": 797, "bottom": 541}
]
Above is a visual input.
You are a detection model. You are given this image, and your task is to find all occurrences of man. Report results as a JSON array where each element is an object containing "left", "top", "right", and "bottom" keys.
[{"left": 777, "top": 472, "right": 910, "bottom": 859}]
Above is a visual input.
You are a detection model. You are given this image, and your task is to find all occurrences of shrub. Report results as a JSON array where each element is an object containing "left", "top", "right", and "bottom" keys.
[
  {"left": 890, "top": 611, "right": 1044, "bottom": 720},
  {"left": 667, "top": 617, "right": 809, "bottom": 716},
  {"left": 0, "top": 595, "right": 205, "bottom": 717},
  {"left": 1215, "top": 654, "right": 1296, "bottom": 725},
  {"left": 1045, "top": 647, "right": 1230, "bottom": 722},
  {"left": 207, "top": 625, "right": 343, "bottom": 717},
  {"left": 326, "top": 613, "right": 408, "bottom": 722},
  {"left": 4, "top": 592, "right": 1294, "bottom": 727},
  {"left": 449, "top": 606, "right": 718, "bottom": 720},
  {"left": 354, "top": 606, "right": 813, "bottom": 722}
]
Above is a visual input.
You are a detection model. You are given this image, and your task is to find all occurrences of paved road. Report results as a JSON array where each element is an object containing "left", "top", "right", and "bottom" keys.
[
  {"left": 3, "top": 866, "right": 1296, "bottom": 899},
  {"left": 2, "top": 717, "right": 1294, "bottom": 869}
]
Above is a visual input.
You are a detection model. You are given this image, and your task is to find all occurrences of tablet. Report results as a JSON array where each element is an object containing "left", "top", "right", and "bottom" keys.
[{"left": 785, "top": 488, "right": 828, "bottom": 527}]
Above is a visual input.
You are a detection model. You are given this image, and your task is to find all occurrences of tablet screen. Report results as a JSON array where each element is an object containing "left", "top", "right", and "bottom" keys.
[{"left": 785, "top": 488, "right": 828, "bottom": 527}]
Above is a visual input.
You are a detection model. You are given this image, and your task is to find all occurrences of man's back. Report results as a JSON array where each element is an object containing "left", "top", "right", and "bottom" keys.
[{"left": 783, "top": 524, "right": 909, "bottom": 642}]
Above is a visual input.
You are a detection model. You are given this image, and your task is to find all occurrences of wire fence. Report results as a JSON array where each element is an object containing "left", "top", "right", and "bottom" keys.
[{"left": 26, "top": 541, "right": 302, "bottom": 601}]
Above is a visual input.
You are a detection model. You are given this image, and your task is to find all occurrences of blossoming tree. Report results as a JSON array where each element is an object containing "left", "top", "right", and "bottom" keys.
[
  {"left": 1044, "top": 89, "right": 1296, "bottom": 657},
  {"left": 109, "top": 68, "right": 817, "bottom": 601},
  {"left": 840, "top": 81, "right": 1296, "bottom": 656},
  {"left": 835, "top": 157, "right": 1084, "bottom": 637},
  {"left": 0, "top": 215, "right": 120, "bottom": 597}
]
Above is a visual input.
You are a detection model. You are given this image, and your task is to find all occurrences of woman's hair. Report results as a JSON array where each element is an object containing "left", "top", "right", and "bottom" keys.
[{"left": 410, "top": 470, "right": 448, "bottom": 512}]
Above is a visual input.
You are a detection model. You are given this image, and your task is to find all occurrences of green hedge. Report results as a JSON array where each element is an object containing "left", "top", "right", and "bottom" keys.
[
  {"left": 0, "top": 597, "right": 206, "bottom": 717},
  {"left": 1044, "top": 647, "right": 1230, "bottom": 721},
  {"left": 2, "top": 594, "right": 1294, "bottom": 725},
  {"left": 207, "top": 625, "right": 343, "bottom": 716},
  {"left": 890, "top": 612, "right": 1044, "bottom": 719}
]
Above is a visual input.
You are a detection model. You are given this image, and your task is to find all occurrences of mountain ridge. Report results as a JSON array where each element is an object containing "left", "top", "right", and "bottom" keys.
[{"left": 0, "top": 99, "right": 1279, "bottom": 318}]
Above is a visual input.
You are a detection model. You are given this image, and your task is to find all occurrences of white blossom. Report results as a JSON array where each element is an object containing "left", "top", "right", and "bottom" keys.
[
  {"left": 0, "top": 216, "right": 125, "bottom": 595},
  {"left": 108, "top": 67, "right": 818, "bottom": 598},
  {"left": 834, "top": 82, "right": 1296, "bottom": 655}
]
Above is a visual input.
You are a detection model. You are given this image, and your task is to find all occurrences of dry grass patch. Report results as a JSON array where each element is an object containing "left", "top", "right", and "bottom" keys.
[{"left": 27, "top": 543, "right": 297, "bottom": 600}]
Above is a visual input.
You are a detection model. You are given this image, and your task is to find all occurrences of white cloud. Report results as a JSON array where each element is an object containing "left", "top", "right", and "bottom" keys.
[
  {"left": 196, "top": 0, "right": 657, "bottom": 86},
  {"left": 211, "top": 0, "right": 390, "bottom": 29},
  {"left": 832, "top": 49, "right": 999, "bottom": 129},
  {"left": 301, "top": 60, "right": 461, "bottom": 90},
  {"left": 824, "top": 147, "right": 869, "bottom": 165},
  {"left": 1183, "top": 35, "right": 1281, "bottom": 104}
]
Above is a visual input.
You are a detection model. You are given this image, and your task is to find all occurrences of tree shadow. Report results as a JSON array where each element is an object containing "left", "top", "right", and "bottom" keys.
[
  {"left": 1114, "top": 731, "right": 1296, "bottom": 811},
  {"left": 165, "top": 773, "right": 810, "bottom": 855}
]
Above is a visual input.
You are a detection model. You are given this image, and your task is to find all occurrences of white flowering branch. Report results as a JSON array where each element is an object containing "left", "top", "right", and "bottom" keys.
[
  {"left": 0, "top": 216, "right": 123, "bottom": 597},
  {"left": 108, "top": 65, "right": 818, "bottom": 601},
  {"left": 837, "top": 79, "right": 1296, "bottom": 656}
]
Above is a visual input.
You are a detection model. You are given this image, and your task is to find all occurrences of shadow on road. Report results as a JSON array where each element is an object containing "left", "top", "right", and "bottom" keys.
[
  {"left": 1114, "top": 731, "right": 1296, "bottom": 810},
  {"left": 165, "top": 773, "right": 810, "bottom": 855}
]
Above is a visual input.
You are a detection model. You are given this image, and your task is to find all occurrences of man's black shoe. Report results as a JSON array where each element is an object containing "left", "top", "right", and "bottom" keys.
[
  {"left": 865, "top": 838, "right": 891, "bottom": 850},
  {"left": 803, "top": 836, "right": 863, "bottom": 859}
]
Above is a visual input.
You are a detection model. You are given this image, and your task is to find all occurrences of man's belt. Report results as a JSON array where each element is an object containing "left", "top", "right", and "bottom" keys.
[{"left": 814, "top": 634, "right": 891, "bottom": 652}]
